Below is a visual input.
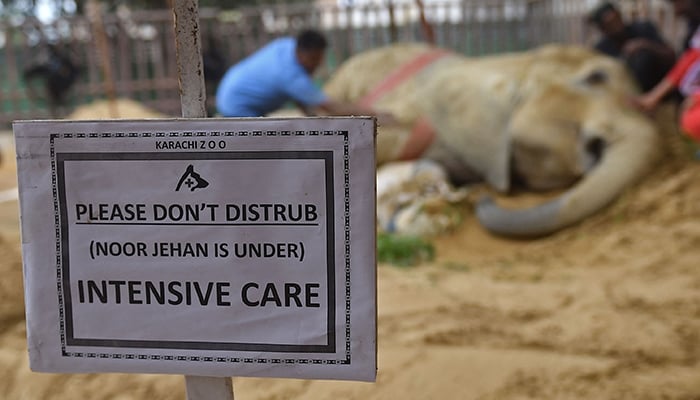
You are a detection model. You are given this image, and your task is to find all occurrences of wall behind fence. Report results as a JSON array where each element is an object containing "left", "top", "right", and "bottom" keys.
[{"left": 0, "top": 0, "right": 682, "bottom": 128}]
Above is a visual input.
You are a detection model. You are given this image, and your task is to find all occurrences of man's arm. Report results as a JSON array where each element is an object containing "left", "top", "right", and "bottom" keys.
[
  {"left": 294, "top": 101, "right": 316, "bottom": 116},
  {"left": 631, "top": 49, "right": 700, "bottom": 113},
  {"left": 285, "top": 73, "right": 399, "bottom": 126},
  {"left": 314, "top": 99, "right": 399, "bottom": 126},
  {"left": 632, "top": 77, "right": 676, "bottom": 113}
]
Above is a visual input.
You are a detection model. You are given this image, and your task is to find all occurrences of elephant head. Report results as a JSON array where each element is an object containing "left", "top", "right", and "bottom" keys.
[{"left": 324, "top": 44, "right": 663, "bottom": 237}]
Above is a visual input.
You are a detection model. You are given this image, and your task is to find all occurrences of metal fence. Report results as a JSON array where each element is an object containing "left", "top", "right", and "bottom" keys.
[{"left": 0, "top": 0, "right": 684, "bottom": 127}]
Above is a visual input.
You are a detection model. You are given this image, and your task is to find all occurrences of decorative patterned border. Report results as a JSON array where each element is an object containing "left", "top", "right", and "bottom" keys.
[{"left": 50, "top": 130, "right": 352, "bottom": 365}]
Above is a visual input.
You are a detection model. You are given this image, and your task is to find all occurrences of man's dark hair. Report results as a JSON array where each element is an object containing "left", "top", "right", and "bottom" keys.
[
  {"left": 296, "top": 29, "right": 328, "bottom": 52},
  {"left": 588, "top": 2, "right": 619, "bottom": 27}
]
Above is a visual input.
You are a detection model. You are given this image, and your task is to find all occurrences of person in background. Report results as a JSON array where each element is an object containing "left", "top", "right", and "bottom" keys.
[
  {"left": 588, "top": 1, "right": 676, "bottom": 92},
  {"left": 632, "top": 25, "right": 700, "bottom": 144},
  {"left": 215, "top": 29, "right": 395, "bottom": 124},
  {"left": 665, "top": 0, "right": 700, "bottom": 51}
]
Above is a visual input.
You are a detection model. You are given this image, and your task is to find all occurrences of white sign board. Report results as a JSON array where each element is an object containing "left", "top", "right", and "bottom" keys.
[{"left": 14, "top": 117, "right": 377, "bottom": 382}]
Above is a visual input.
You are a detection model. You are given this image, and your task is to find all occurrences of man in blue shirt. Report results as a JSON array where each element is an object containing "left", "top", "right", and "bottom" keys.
[{"left": 216, "top": 29, "right": 391, "bottom": 120}]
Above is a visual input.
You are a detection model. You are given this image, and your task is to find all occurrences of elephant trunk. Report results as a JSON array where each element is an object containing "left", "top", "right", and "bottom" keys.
[{"left": 476, "top": 113, "right": 660, "bottom": 237}]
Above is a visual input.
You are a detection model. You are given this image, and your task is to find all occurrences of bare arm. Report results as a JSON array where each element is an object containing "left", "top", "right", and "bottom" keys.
[
  {"left": 316, "top": 99, "right": 380, "bottom": 116},
  {"left": 294, "top": 101, "right": 315, "bottom": 116},
  {"left": 632, "top": 77, "right": 676, "bottom": 113}
]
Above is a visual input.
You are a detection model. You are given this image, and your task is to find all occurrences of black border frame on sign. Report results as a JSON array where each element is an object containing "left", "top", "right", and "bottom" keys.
[{"left": 49, "top": 131, "right": 352, "bottom": 365}]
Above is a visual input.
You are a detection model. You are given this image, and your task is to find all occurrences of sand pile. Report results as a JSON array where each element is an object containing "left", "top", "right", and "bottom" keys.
[{"left": 0, "top": 99, "right": 699, "bottom": 399}]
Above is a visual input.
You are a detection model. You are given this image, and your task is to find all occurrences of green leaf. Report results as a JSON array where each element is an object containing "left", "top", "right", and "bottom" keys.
[{"left": 377, "top": 232, "right": 435, "bottom": 267}]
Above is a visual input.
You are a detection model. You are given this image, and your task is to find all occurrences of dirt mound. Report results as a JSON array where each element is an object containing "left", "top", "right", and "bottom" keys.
[{"left": 67, "top": 98, "right": 169, "bottom": 120}]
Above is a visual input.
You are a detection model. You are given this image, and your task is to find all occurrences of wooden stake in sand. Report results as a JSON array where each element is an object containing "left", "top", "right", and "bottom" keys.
[{"left": 172, "top": 0, "right": 234, "bottom": 398}]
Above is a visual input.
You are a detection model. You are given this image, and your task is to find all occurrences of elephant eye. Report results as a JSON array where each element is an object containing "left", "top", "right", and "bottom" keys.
[
  {"left": 582, "top": 70, "right": 608, "bottom": 86},
  {"left": 585, "top": 137, "right": 606, "bottom": 166}
]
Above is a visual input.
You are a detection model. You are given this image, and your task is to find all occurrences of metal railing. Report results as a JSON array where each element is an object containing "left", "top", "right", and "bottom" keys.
[{"left": 0, "top": 0, "right": 684, "bottom": 127}]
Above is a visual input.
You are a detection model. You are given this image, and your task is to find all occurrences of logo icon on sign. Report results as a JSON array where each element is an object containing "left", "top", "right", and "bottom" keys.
[{"left": 176, "top": 165, "right": 209, "bottom": 192}]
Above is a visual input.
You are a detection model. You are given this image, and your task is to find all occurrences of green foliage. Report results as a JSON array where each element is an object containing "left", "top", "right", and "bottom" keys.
[{"left": 377, "top": 232, "right": 435, "bottom": 268}]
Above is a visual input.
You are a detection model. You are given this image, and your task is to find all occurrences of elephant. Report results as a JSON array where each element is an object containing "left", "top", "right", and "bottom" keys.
[{"left": 323, "top": 43, "right": 664, "bottom": 237}]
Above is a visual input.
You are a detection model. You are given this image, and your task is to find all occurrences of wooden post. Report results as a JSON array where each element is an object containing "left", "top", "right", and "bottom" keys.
[
  {"left": 86, "top": 0, "right": 119, "bottom": 118},
  {"left": 173, "top": 0, "right": 207, "bottom": 119},
  {"left": 185, "top": 376, "right": 234, "bottom": 400},
  {"left": 387, "top": 0, "right": 397, "bottom": 43},
  {"left": 173, "top": 0, "right": 233, "bottom": 398}
]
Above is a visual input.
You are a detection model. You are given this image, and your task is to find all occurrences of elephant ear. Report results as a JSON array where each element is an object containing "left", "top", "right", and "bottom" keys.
[{"left": 415, "top": 60, "right": 517, "bottom": 192}]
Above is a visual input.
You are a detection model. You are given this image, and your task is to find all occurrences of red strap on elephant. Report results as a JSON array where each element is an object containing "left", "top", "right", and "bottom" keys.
[
  {"left": 359, "top": 49, "right": 450, "bottom": 107},
  {"left": 359, "top": 49, "right": 449, "bottom": 160},
  {"left": 399, "top": 117, "right": 436, "bottom": 160}
]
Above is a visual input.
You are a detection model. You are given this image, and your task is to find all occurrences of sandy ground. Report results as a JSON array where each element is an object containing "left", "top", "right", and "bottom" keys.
[{"left": 1, "top": 100, "right": 700, "bottom": 399}]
